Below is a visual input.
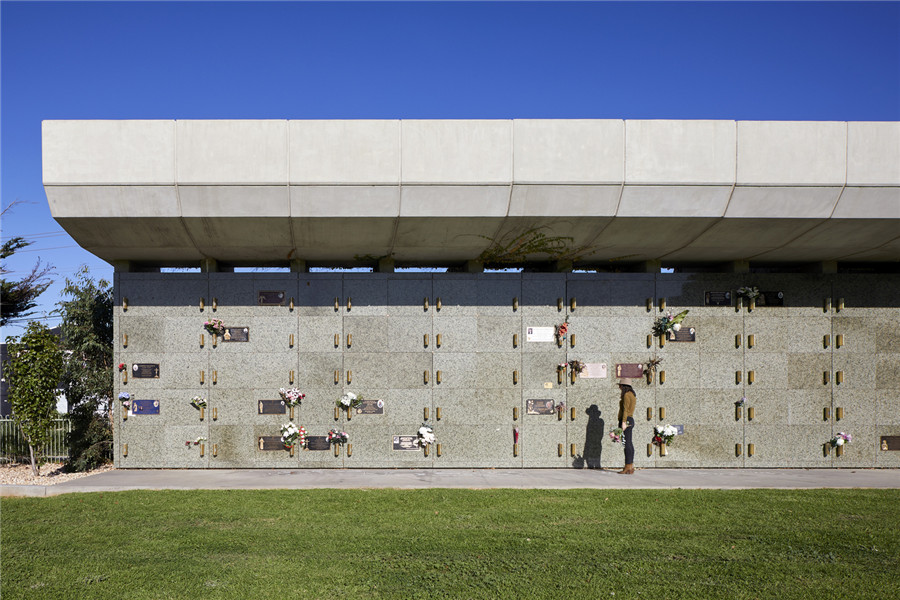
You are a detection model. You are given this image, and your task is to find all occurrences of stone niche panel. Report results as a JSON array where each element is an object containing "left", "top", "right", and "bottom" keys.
[
  {"left": 652, "top": 353, "right": 699, "bottom": 389},
  {"left": 699, "top": 352, "right": 744, "bottom": 390},
  {"left": 210, "top": 352, "right": 297, "bottom": 390},
  {"left": 744, "top": 352, "right": 789, "bottom": 390},
  {"left": 431, "top": 316, "right": 477, "bottom": 353},
  {"left": 300, "top": 387, "right": 345, "bottom": 424},
  {"left": 387, "top": 316, "right": 432, "bottom": 353},
  {"left": 248, "top": 424, "right": 301, "bottom": 467},
  {"left": 433, "top": 388, "right": 519, "bottom": 426},
  {"left": 832, "top": 316, "right": 877, "bottom": 354},
  {"left": 570, "top": 316, "right": 653, "bottom": 353},
  {"left": 828, "top": 430, "right": 876, "bottom": 468},
  {"left": 782, "top": 389, "right": 833, "bottom": 426},
  {"left": 436, "top": 424, "right": 522, "bottom": 468},
  {"left": 522, "top": 387, "right": 567, "bottom": 423},
  {"left": 163, "top": 425, "right": 211, "bottom": 468},
  {"left": 521, "top": 320, "right": 569, "bottom": 354},
  {"left": 831, "top": 389, "right": 875, "bottom": 429},
  {"left": 875, "top": 355, "right": 900, "bottom": 390},
  {"left": 343, "top": 316, "right": 389, "bottom": 353},
  {"left": 744, "top": 425, "right": 834, "bottom": 468},
  {"left": 342, "top": 353, "right": 394, "bottom": 389},
  {"left": 668, "top": 274, "right": 744, "bottom": 317},
  {"left": 342, "top": 274, "right": 388, "bottom": 316},
  {"left": 875, "top": 391, "right": 900, "bottom": 426},
  {"left": 563, "top": 353, "right": 612, "bottom": 391},
  {"left": 341, "top": 388, "right": 430, "bottom": 425},
  {"left": 475, "top": 275, "right": 522, "bottom": 316},
  {"left": 835, "top": 274, "right": 900, "bottom": 319},
  {"left": 296, "top": 432, "right": 345, "bottom": 468},
  {"left": 475, "top": 352, "right": 521, "bottom": 389},
  {"left": 432, "top": 353, "right": 477, "bottom": 390},
  {"left": 208, "top": 316, "right": 296, "bottom": 355},
  {"left": 120, "top": 315, "right": 166, "bottom": 354},
  {"left": 875, "top": 320, "right": 900, "bottom": 354},
  {"left": 521, "top": 353, "right": 565, "bottom": 390},
  {"left": 653, "top": 388, "right": 696, "bottom": 428},
  {"left": 165, "top": 316, "right": 211, "bottom": 354},
  {"left": 385, "top": 353, "right": 433, "bottom": 389},
  {"left": 690, "top": 390, "right": 747, "bottom": 427},
  {"left": 477, "top": 316, "right": 522, "bottom": 352},
  {"left": 567, "top": 398, "right": 614, "bottom": 470},
  {"left": 832, "top": 353, "right": 877, "bottom": 390},
  {"left": 297, "top": 352, "right": 344, "bottom": 389},
  {"left": 786, "top": 353, "right": 833, "bottom": 390},
  {"left": 119, "top": 273, "right": 208, "bottom": 317},
  {"left": 654, "top": 425, "right": 744, "bottom": 468},
  {"left": 565, "top": 386, "right": 621, "bottom": 432},
  {"left": 117, "top": 426, "right": 165, "bottom": 468},
  {"left": 431, "top": 275, "right": 477, "bottom": 317},
  {"left": 522, "top": 424, "right": 568, "bottom": 468},
  {"left": 118, "top": 352, "right": 198, "bottom": 391},
  {"left": 209, "top": 274, "right": 299, "bottom": 319},
  {"left": 521, "top": 274, "right": 567, "bottom": 318},
  {"left": 568, "top": 273, "right": 654, "bottom": 317},
  {"left": 693, "top": 316, "right": 744, "bottom": 354},
  {"left": 387, "top": 276, "right": 433, "bottom": 317},
  {"left": 343, "top": 424, "right": 433, "bottom": 468},
  {"left": 297, "top": 275, "right": 343, "bottom": 317},
  {"left": 297, "top": 316, "right": 343, "bottom": 353},
  {"left": 747, "top": 274, "right": 834, "bottom": 317}
]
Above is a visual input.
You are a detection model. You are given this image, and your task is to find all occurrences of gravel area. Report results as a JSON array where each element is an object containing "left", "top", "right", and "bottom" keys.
[{"left": 0, "top": 463, "right": 114, "bottom": 486}]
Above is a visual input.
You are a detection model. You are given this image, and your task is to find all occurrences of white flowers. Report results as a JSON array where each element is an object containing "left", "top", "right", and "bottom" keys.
[
  {"left": 340, "top": 392, "right": 357, "bottom": 407},
  {"left": 652, "top": 424, "right": 678, "bottom": 447},
  {"left": 279, "top": 388, "right": 305, "bottom": 406},
  {"left": 830, "top": 432, "right": 852, "bottom": 447},
  {"left": 191, "top": 396, "right": 207, "bottom": 408},
  {"left": 281, "top": 422, "right": 307, "bottom": 448},
  {"left": 417, "top": 423, "right": 435, "bottom": 447}
]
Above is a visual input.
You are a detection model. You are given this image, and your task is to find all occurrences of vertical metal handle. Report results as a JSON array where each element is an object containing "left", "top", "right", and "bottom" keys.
[
  {"left": 748, "top": 370, "right": 755, "bottom": 384},
  {"left": 824, "top": 371, "right": 830, "bottom": 385},
  {"left": 213, "top": 370, "right": 217, "bottom": 384},
  {"left": 659, "top": 298, "right": 666, "bottom": 312},
  {"left": 290, "top": 406, "right": 295, "bottom": 420},
  {"left": 735, "top": 371, "right": 742, "bottom": 384},
  {"left": 123, "top": 443, "right": 128, "bottom": 456},
  {"left": 201, "top": 334, "right": 205, "bottom": 348},
  {"left": 123, "top": 298, "right": 128, "bottom": 311},
  {"left": 334, "top": 444, "right": 340, "bottom": 457},
  {"left": 212, "top": 407, "right": 217, "bottom": 421},
  {"left": 570, "top": 297, "right": 576, "bottom": 311},
  {"left": 735, "top": 405, "right": 742, "bottom": 421},
  {"left": 424, "top": 407, "right": 429, "bottom": 420},
  {"left": 436, "top": 333, "right": 442, "bottom": 347},
  {"left": 513, "top": 407, "right": 519, "bottom": 420},
  {"left": 647, "top": 334, "right": 653, "bottom": 348},
  {"left": 570, "top": 443, "right": 577, "bottom": 457},
  {"left": 289, "top": 334, "right": 294, "bottom": 347},
  {"left": 424, "top": 370, "right": 429, "bottom": 384},
  {"left": 290, "top": 297, "right": 294, "bottom": 311},
  {"left": 647, "top": 443, "right": 653, "bottom": 457},
  {"left": 200, "top": 297, "right": 204, "bottom": 310},
  {"left": 334, "top": 407, "right": 340, "bottom": 420},
  {"left": 290, "top": 370, "right": 295, "bottom": 385},
  {"left": 558, "top": 443, "right": 564, "bottom": 456},
  {"left": 212, "top": 298, "right": 218, "bottom": 311},
  {"left": 659, "top": 371, "right": 666, "bottom": 384},
  {"left": 570, "top": 333, "right": 576, "bottom": 348},
  {"left": 424, "top": 334, "right": 429, "bottom": 348},
  {"left": 347, "top": 333, "right": 352, "bottom": 348},
  {"left": 748, "top": 407, "right": 755, "bottom": 420},
  {"left": 334, "top": 297, "right": 339, "bottom": 311},
  {"left": 122, "top": 370, "right": 128, "bottom": 384},
  {"left": 836, "top": 371, "right": 844, "bottom": 384},
  {"left": 436, "top": 407, "right": 442, "bottom": 420},
  {"left": 646, "top": 298, "right": 653, "bottom": 312},
  {"left": 200, "top": 443, "right": 205, "bottom": 457},
  {"left": 213, "top": 444, "right": 217, "bottom": 457},
  {"left": 436, "top": 443, "right": 442, "bottom": 457},
  {"left": 335, "top": 333, "right": 340, "bottom": 347},
  {"left": 824, "top": 407, "right": 831, "bottom": 421},
  {"left": 558, "top": 298, "right": 564, "bottom": 311},
  {"left": 824, "top": 335, "right": 830, "bottom": 349},
  {"left": 824, "top": 297, "right": 831, "bottom": 313},
  {"left": 735, "top": 444, "right": 742, "bottom": 457},
  {"left": 513, "top": 370, "right": 519, "bottom": 385},
  {"left": 570, "top": 407, "right": 576, "bottom": 421},
  {"left": 424, "top": 297, "right": 429, "bottom": 310},
  {"left": 747, "top": 334, "right": 755, "bottom": 348},
  {"left": 836, "top": 407, "right": 843, "bottom": 420},
  {"left": 200, "top": 370, "right": 205, "bottom": 384},
  {"left": 837, "top": 298, "right": 844, "bottom": 312},
  {"left": 735, "top": 334, "right": 741, "bottom": 348},
  {"left": 436, "top": 297, "right": 442, "bottom": 310},
  {"left": 659, "top": 407, "right": 666, "bottom": 420},
  {"left": 513, "top": 297, "right": 518, "bottom": 311},
  {"left": 557, "top": 369, "right": 563, "bottom": 384},
  {"left": 123, "top": 333, "right": 128, "bottom": 347},
  {"left": 200, "top": 407, "right": 205, "bottom": 421},
  {"left": 570, "top": 370, "right": 576, "bottom": 384},
  {"left": 347, "top": 297, "right": 351, "bottom": 311},
  {"left": 647, "top": 407, "right": 653, "bottom": 420},
  {"left": 347, "top": 370, "right": 352, "bottom": 384},
  {"left": 212, "top": 335, "right": 217, "bottom": 348},
  {"left": 747, "top": 443, "right": 755, "bottom": 457},
  {"left": 347, "top": 444, "right": 352, "bottom": 457},
  {"left": 513, "top": 443, "right": 519, "bottom": 457},
  {"left": 346, "top": 407, "right": 352, "bottom": 420},
  {"left": 835, "top": 334, "right": 843, "bottom": 349},
  {"left": 513, "top": 334, "right": 518, "bottom": 348},
  {"left": 659, "top": 335, "right": 666, "bottom": 347},
  {"left": 436, "top": 371, "right": 442, "bottom": 384},
  {"left": 335, "top": 370, "right": 340, "bottom": 384}
]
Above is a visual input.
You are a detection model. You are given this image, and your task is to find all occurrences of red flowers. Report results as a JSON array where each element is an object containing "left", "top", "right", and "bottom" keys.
[{"left": 118, "top": 363, "right": 126, "bottom": 371}]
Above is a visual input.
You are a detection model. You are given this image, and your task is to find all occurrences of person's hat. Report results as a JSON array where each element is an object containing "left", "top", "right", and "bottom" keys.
[{"left": 618, "top": 378, "right": 632, "bottom": 386}]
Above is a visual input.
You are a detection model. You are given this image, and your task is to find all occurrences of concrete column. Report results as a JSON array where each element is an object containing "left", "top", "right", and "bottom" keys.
[
  {"left": 200, "top": 258, "right": 232, "bottom": 273},
  {"left": 465, "top": 260, "right": 484, "bottom": 273},
  {"left": 376, "top": 257, "right": 395, "bottom": 273},
  {"left": 112, "top": 260, "right": 133, "bottom": 272},
  {"left": 725, "top": 260, "right": 751, "bottom": 273},
  {"left": 552, "top": 260, "right": 574, "bottom": 273},
  {"left": 289, "top": 259, "right": 308, "bottom": 273},
  {"left": 637, "top": 260, "right": 662, "bottom": 273},
  {"left": 807, "top": 261, "right": 838, "bottom": 274}
]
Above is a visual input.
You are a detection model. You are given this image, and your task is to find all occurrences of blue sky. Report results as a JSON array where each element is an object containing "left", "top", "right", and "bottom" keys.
[{"left": 2, "top": 1, "right": 899, "bottom": 335}]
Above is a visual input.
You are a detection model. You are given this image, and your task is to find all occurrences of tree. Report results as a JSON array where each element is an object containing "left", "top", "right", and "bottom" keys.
[
  {"left": 56, "top": 267, "right": 114, "bottom": 471},
  {"left": 4, "top": 321, "right": 64, "bottom": 475},
  {"left": 1, "top": 202, "right": 54, "bottom": 326}
]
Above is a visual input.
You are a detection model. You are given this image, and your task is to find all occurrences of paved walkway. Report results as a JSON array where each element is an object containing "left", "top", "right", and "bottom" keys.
[{"left": 3, "top": 468, "right": 898, "bottom": 496}]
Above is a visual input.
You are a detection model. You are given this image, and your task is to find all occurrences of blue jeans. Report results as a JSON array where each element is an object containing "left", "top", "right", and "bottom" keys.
[{"left": 624, "top": 416, "right": 635, "bottom": 464}]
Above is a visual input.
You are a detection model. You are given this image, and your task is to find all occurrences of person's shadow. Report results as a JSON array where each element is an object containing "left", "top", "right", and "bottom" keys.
[{"left": 573, "top": 404, "right": 604, "bottom": 469}]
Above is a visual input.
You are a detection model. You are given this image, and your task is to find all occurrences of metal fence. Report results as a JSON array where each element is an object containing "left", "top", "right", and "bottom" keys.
[{"left": 0, "top": 418, "right": 72, "bottom": 463}]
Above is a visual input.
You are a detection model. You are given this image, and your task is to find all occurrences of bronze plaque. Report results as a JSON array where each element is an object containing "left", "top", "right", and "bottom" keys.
[
  {"left": 258, "top": 290, "right": 286, "bottom": 306},
  {"left": 393, "top": 435, "right": 419, "bottom": 451},
  {"left": 668, "top": 327, "right": 697, "bottom": 342},
  {"left": 258, "top": 400, "right": 286, "bottom": 415},
  {"left": 258, "top": 436, "right": 285, "bottom": 451},
  {"left": 757, "top": 291, "right": 784, "bottom": 307},
  {"left": 131, "top": 399, "right": 160, "bottom": 415},
  {"left": 881, "top": 436, "right": 900, "bottom": 451},
  {"left": 223, "top": 327, "right": 249, "bottom": 342},
  {"left": 132, "top": 363, "right": 160, "bottom": 378},
  {"left": 615, "top": 363, "right": 644, "bottom": 379},
  {"left": 356, "top": 398, "right": 384, "bottom": 415},
  {"left": 526, "top": 399, "right": 555, "bottom": 415},
  {"left": 705, "top": 291, "right": 732, "bottom": 306},
  {"left": 306, "top": 436, "right": 330, "bottom": 451}
]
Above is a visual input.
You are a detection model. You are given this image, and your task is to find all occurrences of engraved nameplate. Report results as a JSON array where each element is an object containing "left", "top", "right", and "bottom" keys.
[
  {"left": 132, "top": 363, "right": 160, "bottom": 378},
  {"left": 306, "top": 436, "right": 330, "bottom": 451},
  {"left": 582, "top": 363, "right": 608, "bottom": 379},
  {"left": 131, "top": 399, "right": 160, "bottom": 415},
  {"left": 258, "top": 290, "right": 286, "bottom": 306},
  {"left": 881, "top": 436, "right": 900, "bottom": 451},
  {"left": 393, "top": 435, "right": 419, "bottom": 450},
  {"left": 757, "top": 291, "right": 784, "bottom": 307},
  {"left": 705, "top": 291, "right": 732, "bottom": 306},
  {"left": 258, "top": 400, "right": 286, "bottom": 415},
  {"left": 668, "top": 327, "right": 696, "bottom": 342},
  {"left": 526, "top": 399, "right": 555, "bottom": 415},
  {"left": 526, "top": 327, "right": 555, "bottom": 343},
  {"left": 615, "top": 363, "right": 644, "bottom": 379},
  {"left": 356, "top": 398, "right": 384, "bottom": 415},
  {"left": 223, "top": 327, "right": 249, "bottom": 342},
  {"left": 258, "top": 436, "right": 285, "bottom": 451}
]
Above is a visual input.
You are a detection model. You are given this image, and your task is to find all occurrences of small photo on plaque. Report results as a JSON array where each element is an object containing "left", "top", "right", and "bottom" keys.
[
  {"left": 223, "top": 327, "right": 250, "bottom": 342},
  {"left": 258, "top": 290, "right": 285, "bottom": 306},
  {"left": 705, "top": 291, "right": 732, "bottom": 306},
  {"left": 393, "top": 435, "right": 419, "bottom": 450},
  {"left": 526, "top": 399, "right": 555, "bottom": 415},
  {"left": 526, "top": 327, "right": 556, "bottom": 343},
  {"left": 306, "top": 436, "right": 330, "bottom": 451},
  {"left": 356, "top": 398, "right": 384, "bottom": 415},
  {"left": 258, "top": 400, "right": 286, "bottom": 415},
  {"left": 131, "top": 363, "right": 160, "bottom": 378}
]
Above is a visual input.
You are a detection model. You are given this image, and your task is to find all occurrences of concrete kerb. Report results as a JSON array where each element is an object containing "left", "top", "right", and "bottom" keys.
[{"left": 2, "top": 468, "right": 898, "bottom": 497}]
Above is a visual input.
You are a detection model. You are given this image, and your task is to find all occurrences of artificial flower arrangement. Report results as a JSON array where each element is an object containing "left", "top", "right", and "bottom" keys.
[
  {"left": 326, "top": 429, "right": 349, "bottom": 445},
  {"left": 190, "top": 396, "right": 207, "bottom": 409},
  {"left": 652, "top": 310, "right": 689, "bottom": 337},
  {"left": 185, "top": 437, "right": 207, "bottom": 447},
  {"left": 281, "top": 422, "right": 307, "bottom": 449},
  {"left": 735, "top": 286, "right": 760, "bottom": 300},
  {"left": 652, "top": 424, "right": 678, "bottom": 447},
  {"left": 735, "top": 396, "right": 748, "bottom": 407},
  {"left": 337, "top": 391, "right": 363, "bottom": 410},
  {"left": 117, "top": 362, "right": 126, "bottom": 372},
  {"left": 279, "top": 388, "right": 305, "bottom": 406},
  {"left": 830, "top": 432, "right": 852, "bottom": 447},
  {"left": 558, "top": 360, "right": 586, "bottom": 374},
  {"left": 644, "top": 356, "right": 663, "bottom": 376},
  {"left": 118, "top": 392, "right": 131, "bottom": 409},
  {"left": 609, "top": 427, "right": 625, "bottom": 445},
  {"left": 203, "top": 318, "right": 225, "bottom": 336},
  {"left": 556, "top": 320, "right": 569, "bottom": 342},
  {"left": 416, "top": 423, "right": 435, "bottom": 447}
]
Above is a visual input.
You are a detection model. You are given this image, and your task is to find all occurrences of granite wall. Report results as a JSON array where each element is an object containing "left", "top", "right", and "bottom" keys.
[{"left": 114, "top": 272, "right": 900, "bottom": 469}]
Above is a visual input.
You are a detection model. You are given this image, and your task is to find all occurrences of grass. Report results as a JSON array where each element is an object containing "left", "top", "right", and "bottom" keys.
[{"left": 2, "top": 489, "right": 898, "bottom": 599}]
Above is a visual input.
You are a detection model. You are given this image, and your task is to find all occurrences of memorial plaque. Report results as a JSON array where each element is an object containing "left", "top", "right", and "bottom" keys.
[
  {"left": 258, "top": 290, "right": 286, "bottom": 306},
  {"left": 223, "top": 327, "right": 250, "bottom": 342},
  {"left": 582, "top": 363, "right": 608, "bottom": 379},
  {"left": 674, "top": 424, "right": 684, "bottom": 435},
  {"left": 306, "top": 436, "right": 330, "bottom": 451},
  {"left": 258, "top": 436, "right": 285, "bottom": 451},
  {"left": 705, "top": 291, "right": 732, "bottom": 306},
  {"left": 356, "top": 398, "right": 385, "bottom": 415},
  {"left": 132, "top": 363, "right": 160, "bottom": 378},
  {"left": 130, "top": 399, "right": 160, "bottom": 415},
  {"left": 881, "top": 436, "right": 900, "bottom": 451},
  {"left": 615, "top": 363, "right": 644, "bottom": 379},
  {"left": 668, "top": 327, "right": 696, "bottom": 342},
  {"left": 526, "top": 326, "right": 556, "bottom": 343},
  {"left": 258, "top": 400, "right": 286, "bottom": 415},
  {"left": 757, "top": 291, "right": 784, "bottom": 307},
  {"left": 393, "top": 435, "right": 419, "bottom": 450},
  {"left": 526, "top": 399, "right": 555, "bottom": 415}
]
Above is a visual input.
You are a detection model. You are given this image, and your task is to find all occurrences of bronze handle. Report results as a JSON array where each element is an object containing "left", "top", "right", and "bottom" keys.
[
  {"left": 735, "top": 405, "right": 742, "bottom": 421},
  {"left": 513, "top": 370, "right": 519, "bottom": 385},
  {"left": 200, "top": 407, "right": 205, "bottom": 421},
  {"left": 213, "top": 335, "right": 217, "bottom": 348},
  {"left": 735, "top": 371, "right": 742, "bottom": 384},
  {"left": 557, "top": 370, "right": 563, "bottom": 384},
  {"left": 334, "top": 407, "right": 340, "bottom": 420},
  {"left": 290, "top": 406, "right": 295, "bottom": 420},
  {"left": 646, "top": 370, "right": 654, "bottom": 385},
  {"left": 570, "top": 443, "right": 576, "bottom": 457},
  {"left": 647, "top": 407, "right": 653, "bottom": 420},
  {"left": 513, "top": 443, "right": 519, "bottom": 457},
  {"left": 213, "top": 444, "right": 217, "bottom": 457},
  {"left": 212, "top": 370, "right": 217, "bottom": 384},
  {"left": 347, "top": 333, "right": 352, "bottom": 348},
  {"left": 558, "top": 443, "right": 564, "bottom": 456},
  {"left": 334, "top": 370, "right": 340, "bottom": 384},
  {"left": 212, "top": 407, "right": 217, "bottom": 421},
  {"left": 836, "top": 371, "right": 844, "bottom": 384},
  {"left": 748, "top": 407, "right": 755, "bottom": 420},
  {"left": 659, "top": 407, "right": 666, "bottom": 420},
  {"left": 200, "top": 370, "right": 205, "bottom": 385},
  {"left": 824, "top": 297, "right": 831, "bottom": 313},
  {"left": 289, "top": 297, "right": 294, "bottom": 311},
  {"left": 735, "top": 444, "right": 742, "bottom": 457},
  {"left": 436, "top": 371, "right": 442, "bottom": 384},
  {"left": 659, "top": 298, "right": 665, "bottom": 312},
  {"left": 334, "top": 444, "right": 340, "bottom": 457},
  {"left": 334, "top": 297, "right": 339, "bottom": 311},
  {"left": 123, "top": 443, "right": 128, "bottom": 456},
  {"left": 570, "top": 370, "right": 576, "bottom": 384},
  {"left": 346, "top": 406, "right": 352, "bottom": 420},
  {"left": 647, "top": 334, "right": 653, "bottom": 348},
  {"left": 424, "top": 334, "right": 429, "bottom": 348},
  {"left": 200, "top": 443, "right": 205, "bottom": 457},
  {"left": 436, "top": 407, "right": 442, "bottom": 420},
  {"left": 558, "top": 298, "right": 564, "bottom": 311},
  {"left": 836, "top": 334, "right": 843, "bottom": 349},
  {"left": 735, "top": 334, "right": 741, "bottom": 348},
  {"left": 335, "top": 333, "right": 339, "bottom": 347},
  {"left": 570, "top": 407, "right": 576, "bottom": 421},
  {"left": 289, "top": 334, "right": 294, "bottom": 347},
  {"left": 424, "top": 407, "right": 429, "bottom": 420},
  {"left": 570, "top": 297, "right": 576, "bottom": 311},
  {"left": 824, "top": 335, "right": 830, "bottom": 349},
  {"left": 824, "top": 407, "right": 831, "bottom": 420},
  {"left": 347, "top": 444, "right": 352, "bottom": 457},
  {"left": 837, "top": 298, "right": 844, "bottom": 312},
  {"left": 201, "top": 334, "right": 205, "bottom": 348},
  {"left": 347, "top": 370, "right": 352, "bottom": 384},
  {"left": 570, "top": 333, "right": 576, "bottom": 348},
  {"left": 513, "top": 334, "right": 518, "bottom": 348},
  {"left": 824, "top": 371, "right": 830, "bottom": 385},
  {"left": 513, "top": 407, "right": 519, "bottom": 420},
  {"left": 200, "top": 297, "right": 204, "bottom": 310},
  {"left": 747, "top": 334, "right": 755, "bottom": 348},
  {"left": 424, "top": 297, "right": 429, "bottom": 310},
  {"left": 513, "top": 297, "right": 518, "bottom": 311},
  {"left": 436, "top": 297, "right": 442, "bottom": 311},
  {"left": 347, "top": 297, "right": 352, "bottom": 311},
  {"left": 122, "top": 370, "right": 128, "bottom": 384},
  {"left": 659, "top": 371, "right": 666, "bottom": 384},
  {"left": 659, "top": 334, "right": 666, "bottom": 347},
  {"left": 836, "top": 407, "right": 844, "bottom": 420},
  {"left": 212, "top": 298, "right": 217, "bottom": 311},
  {"left": 290, "top": 370, "right": 295, "bottom": 385},
  {"left": 748, "top": 370, "right": 755, "bottom": 384},
  {"left": 646, "top": 298, "right": 653, "bottom": 312},
  {"left": 424, "top": 445, "right": 430, "bottom": 457},
  {"left": 123, "top": 334, "right": 128, "bottom": 347},
  {"left": 436, "top": 444, "right": 442, "bottom": 457},
  {"left": 747, "top": 443, "right": 755, "bottom": 457},
  {"left": 436, "top": 333, "right": 442, "bottom": 347},
  {"left": 123, "top": 297, "right": 128, "bottom": 311}
]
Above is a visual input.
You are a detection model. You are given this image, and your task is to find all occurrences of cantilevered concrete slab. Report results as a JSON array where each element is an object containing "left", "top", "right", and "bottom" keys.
[{"left": 43, "top": 119, "right": 900, "bottom": 267}]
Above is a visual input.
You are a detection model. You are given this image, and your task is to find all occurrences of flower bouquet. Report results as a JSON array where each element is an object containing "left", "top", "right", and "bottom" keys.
[
  {"left": 735, "top": 396, "right": 748, "bottom": 407},
  {"left": 559, "top": 360, "right": 586, "bottom": 374},
  {"left": 644, "top": 356, "right": 663, "bottom": 376},
  {"left": 736, "top": 286, "right": 760, "bottom": 300},
  {"left": 337, "top": 391, "right": 363, "bottom": 410},
  {"left": 326, "top": 429, "right": 349, "bottom": 445},
  {"left": 191, "top": 396, "right": 207, "bottom": 409},
  {"left": 417, "top": 423, "right": 435, "bottom": 447},
  {"left": 556, "top": 321, "right": 569, "bottom": 342},
  {"left": 281, "top": 422, "right": 307, "bottom": 449},
  {"left": 118, "top": 392, "right": 131, "bottom": 409},
  {"left": 652, "top": 310, "right": 689, "bottom": 337},
  {"left": 279, "top": 388, "right": 305, "bottom": 406},
  {"left": 830, "top": 432, "right": 852, "bottom": 447},
  {"left": 118, "top": 362, "right": 126, "bottom": 372},
  {"left": 609, "top": 427, "right": 625, "bottom": 445},
  {"left": 652, "top": 424, "right": 678, "bottom": 447},
  {"left": 203, "top": 318, "right": 225, "bottom": 336}
]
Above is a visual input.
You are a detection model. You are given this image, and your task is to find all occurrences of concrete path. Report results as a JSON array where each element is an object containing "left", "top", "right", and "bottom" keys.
[{"left": 3, "top": 468, "right": 898, "bottom": 497}]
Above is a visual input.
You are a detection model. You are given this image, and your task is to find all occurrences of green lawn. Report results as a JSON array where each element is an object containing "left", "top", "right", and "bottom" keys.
[{"left": 2, "top": 489, "right": 898, "bottom": 599}]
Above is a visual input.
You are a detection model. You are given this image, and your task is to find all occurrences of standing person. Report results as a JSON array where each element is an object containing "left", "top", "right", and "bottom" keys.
[{"left": 617, "top": 378, "right": 636, "bottom": 475}]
